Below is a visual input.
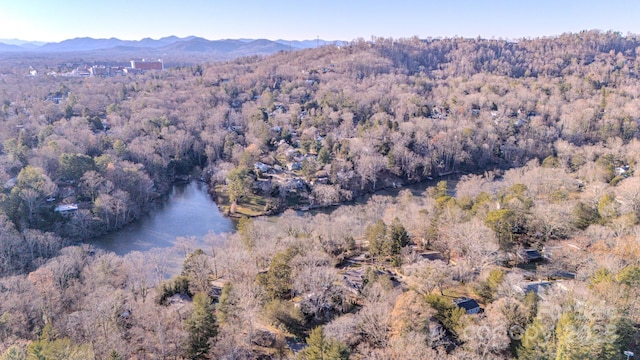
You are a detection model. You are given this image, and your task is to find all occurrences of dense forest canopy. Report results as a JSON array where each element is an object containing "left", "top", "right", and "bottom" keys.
[{"left": 0, "top": 30, "right": 640, "bottom": 358}]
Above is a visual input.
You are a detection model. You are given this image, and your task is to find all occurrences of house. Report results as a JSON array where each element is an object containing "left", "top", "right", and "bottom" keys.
[
  {"left": 313, "top": 176, "right": 329, "bottom": 185},
  {"left": 54, "top": 204, "right": 78, "bottom": 214},
  {"left": 123, "top": 67, "right": 142, "bottom": 75},
  {"left": 420, "top": 251, "right": 445, "bottom": 261},
  {"left": 253, "top": 178, "right": 273, "bottom": 194},
  {"left": 547, "top": 270, "right": 576, "bottom": 280},
  {"left": 72, "top": 68, "right": 90, "bottom": 77},
  {"left": 341, "top": 268, "right": 365, "bottom": 295},
  {"left": 254, "top": 162, "right": 272, "bottom": 173},
  {"left": 284, "top": 177, "right": 306, "bottom": 191},
  {"left": 519, "top": 249, "right": 543, "bottom": 263},
  {"left": 209, "top": 277, "right": 228, "bottom": 302},
  {"left": 168, "top": 293, "right": 191, "bottom": 307},
  {"left": 541, "top": 245, "right": 562, "bottom": 259},
  {"left": 288, "top": 162, "right": 303, "bottom": 171},
  {"left": 46, "top": 93, "right": 65, "bottom": 104},
  {"left": 524, "top": 281, "right": 552, "bottom": 294},
  {"left": 453, "top": 297, "right": 482, "bottom": 314},
  {"left": 110, "top": 66, "right": 125, "bottom": 76},
  {"left": 4, "top": 177, "right": 17, "bottom": 190},
  {"left": 615, "top": 165, "right": 631, "bottom": 177},
  {"left": 130, "top": 59, "right": 164, "bottom": 71},
  {"left": 89, "top": 65, "right": 109, "bottom": 76},
  {"left": 521, "top": 281, "right": 554, "bottom": 299},
  {"left": 285, "top": 148, "right": 301, "bottom": 160},
  {"left": 209, "top": 286, "right": 223, "bottom": 301},
  {"left": 208, "top": 276, "right": 229, "bottom": 301}
]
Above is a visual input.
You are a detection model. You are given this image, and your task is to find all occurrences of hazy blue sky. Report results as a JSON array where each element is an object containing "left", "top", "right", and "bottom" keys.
[{"left": 1, "top": 0, "right": 639, "bottom": 42}]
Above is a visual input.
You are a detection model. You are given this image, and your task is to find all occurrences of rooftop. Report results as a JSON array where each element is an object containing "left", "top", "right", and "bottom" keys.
[
  {"left": 453, "top": 297, "right": 481, "bottom": 313},
  {"left": 523, "top": 281, "right": 552, "bottom": 295},
  {"left": 54, "top": 204, "right": 78, "bottom": 212}
]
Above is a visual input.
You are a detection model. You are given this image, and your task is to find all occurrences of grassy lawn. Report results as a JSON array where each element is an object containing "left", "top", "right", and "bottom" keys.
[
  {"left": 214, "top": 185, "right": 270, "bottom": 217},
  {"left": 442, "top": 283, "right": 479, "bottom": 301}
]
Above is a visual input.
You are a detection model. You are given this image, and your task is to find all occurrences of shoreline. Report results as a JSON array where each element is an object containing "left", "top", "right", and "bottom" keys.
[{"left": 214, "top": 170, "right": 467, "bottom": 219}]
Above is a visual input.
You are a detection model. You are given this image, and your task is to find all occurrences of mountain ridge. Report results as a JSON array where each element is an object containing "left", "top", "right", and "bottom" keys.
[{"left": 0, "top": 36, "right": 346, "bottom": 54}]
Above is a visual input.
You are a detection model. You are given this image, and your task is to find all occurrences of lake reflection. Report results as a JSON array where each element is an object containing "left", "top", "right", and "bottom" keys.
[{"left": 96, "top": 181, "right": 234, "bottom": 255}]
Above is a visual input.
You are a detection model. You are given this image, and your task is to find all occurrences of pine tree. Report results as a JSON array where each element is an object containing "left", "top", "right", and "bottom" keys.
[
  {"left": 184, "top": 293, "right": 218, "bottom": 360},
  {"left": 424, "top": 294, "right": 466, "bottom": 340},
  {"left": 318, "top": 147, "right": 331, "bottom": 164},
  {"left": 216, "top": 282, "right": 234, "bottom": 324},
  {"left": 431, "top": 180, "right": 448, "bottom": 199},
  {"left": 388, "top": 217, "right": 410, "bottom": 254},
  {"left": 554, "top": 311, "right": 579, "bottom": 360},
  {"left": 365, "top": 220, "right": 387, "bottom": 259},
  {"left": 226, "top": 166, "right": 251, "bottom": 204},
  {"left": 485, "top": 209, "right": 518, "bottom": 250},
  {"left": 1, "top": 345, "right": 27, "bottom": 360},
  {"left": 259, "top": 247, "right": 297, "bottom": 299},
  {"left": 298, "top": 326, "right": 349, "bottom": 360},
  {"left": 518, "top": 318, "right": 553, "bottom": 360},
  {"left": 475, "top": 268, "right": 504, "bottom": 302}
]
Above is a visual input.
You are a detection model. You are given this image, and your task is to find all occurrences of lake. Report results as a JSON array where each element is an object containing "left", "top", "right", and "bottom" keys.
[
  {"left": 96, "top": 181, "right": 235, "bottom": 255},
  {"left": 95, "top": 175, "right": 459, "bottom": 256}
]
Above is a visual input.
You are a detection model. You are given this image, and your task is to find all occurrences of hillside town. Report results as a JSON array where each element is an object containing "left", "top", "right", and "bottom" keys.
[{"left": 30, "top": 58, "right": 164, "bottom": 78}]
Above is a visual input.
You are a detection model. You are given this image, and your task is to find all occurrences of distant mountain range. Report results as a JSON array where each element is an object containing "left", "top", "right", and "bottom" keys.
[{"left": 0, "top": 36, "right": 346, "bottom": 56}]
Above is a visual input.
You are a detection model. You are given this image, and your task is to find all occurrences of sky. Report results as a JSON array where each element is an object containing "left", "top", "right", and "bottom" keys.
[{"left": 1, "top": 0, "right": 640, "bottom": 43}]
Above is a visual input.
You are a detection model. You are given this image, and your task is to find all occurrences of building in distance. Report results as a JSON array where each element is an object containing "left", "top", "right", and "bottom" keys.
[
  {"left": 54, "top": 203, "right": 78, "bottom": 215},
  {"left": 130, "top": 59, "right": 164, "bottom": 71}
]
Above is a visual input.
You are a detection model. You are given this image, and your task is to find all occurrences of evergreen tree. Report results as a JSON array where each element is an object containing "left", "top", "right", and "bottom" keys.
[
  {"left": 388, "top": 217, "right": 410, "bottom": 253},
  {"left": 554, "top": 311, "right": 580, "bottom": 360},
  {"left": 216, "top": 282, "right": 234, "bottom": 324},
  {"left": 317, "top": 147, "right": 331, "bottom": 164},
  {"left": 365, "top": 220, "right": 387, "bottom": 260},
  {"left": 616, "top": 265, "right": 640, "bottom": 287},
  {"left": 298, "top": 326, "right": 349, "bottom": 360},
  {"left": 475, "top": 268, "right": 504, "bottom": 302},
  {"left": 1, "top": 345, "right": 27, "bottom": 360},
  {"left": 424, "top": 294, "right": 466, "bottom": 340},
  {"left": 571, "top": 202, "right": 601, "bottom": 230},
  {"left": 485, "top": 209, "right": 518, "bottom": 250},
  {"left": 259, "top": 247, "right": 298, "bottom": 299},
  {"left": 431, "top": 180, "right": 448, "bottom": 199},
  {"left": 388, "top": 217, "right": 410, "bottom": 266},
  {"left": 518, "top": 318, "right": 553, "bottom": 360},
  {"left": 236, "top": 216, "right": 255, "bottom": 249},
  {"left": 107, "top": 350, "right": 122, "bottom": 360},
  {"left": 184, "top": 293, "right": 218, "bottom": 360},
  {"left": 58, "top": 153, "right": 95, "bottom": 182},
  {"left": 27, "top": 338, "right": 94, "bottom": 360},
  {"left": 226, "top": 166, "right": 252, "bottom": 204}
]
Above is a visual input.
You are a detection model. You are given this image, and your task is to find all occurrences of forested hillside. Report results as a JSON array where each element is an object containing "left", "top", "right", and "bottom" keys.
[{"left": 1, "top": 30, "right": 639, "bottom": 359}]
